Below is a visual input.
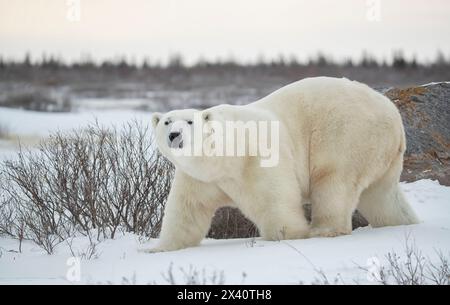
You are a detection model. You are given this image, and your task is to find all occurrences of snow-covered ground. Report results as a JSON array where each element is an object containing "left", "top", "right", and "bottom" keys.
[{"left": 0, "top": 179, "right": 449, "bottom": 285}]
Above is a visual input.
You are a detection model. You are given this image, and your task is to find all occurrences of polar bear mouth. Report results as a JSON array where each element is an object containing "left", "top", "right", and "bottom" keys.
[{"left": 169, "top": 138, "right": 183, "bottom": 149}]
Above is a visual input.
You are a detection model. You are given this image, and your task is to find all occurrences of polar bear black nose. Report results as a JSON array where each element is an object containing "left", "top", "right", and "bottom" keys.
[{"left": 169, "top": 132, "right": 181, "bottom": 142}]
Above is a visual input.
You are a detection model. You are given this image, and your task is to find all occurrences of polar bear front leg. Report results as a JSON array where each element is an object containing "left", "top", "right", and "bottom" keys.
[
  {"left": 146, "top": 197, "right": 215, "bottom": 253},
  {"left": 145, "top": 172, "right": 226, "bottom": 253}
]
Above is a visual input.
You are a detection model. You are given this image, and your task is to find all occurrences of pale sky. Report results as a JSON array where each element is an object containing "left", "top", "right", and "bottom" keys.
[{"left": 1, "top": 0, "right": 449, "bottom": 64}]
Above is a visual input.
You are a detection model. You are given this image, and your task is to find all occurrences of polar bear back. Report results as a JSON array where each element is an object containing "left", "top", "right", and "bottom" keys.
[{"left": 252, "top": 77, "right": 405, "bottom": 189}]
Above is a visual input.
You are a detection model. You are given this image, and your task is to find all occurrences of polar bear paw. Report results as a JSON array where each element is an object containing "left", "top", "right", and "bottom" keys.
[
  {"left": 139, "top": 247, "right": 167, "bottom": 254},
  {"left": 309, "top": 227, "right": 351, "bottom": 238},
  {"left": 139, "top": 244, "right": 179, "bottom": 253}
]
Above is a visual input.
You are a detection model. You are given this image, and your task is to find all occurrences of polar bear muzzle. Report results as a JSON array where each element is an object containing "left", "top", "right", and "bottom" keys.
[{"left": 168, "top": 131, "right": 183, "bottom": 149}]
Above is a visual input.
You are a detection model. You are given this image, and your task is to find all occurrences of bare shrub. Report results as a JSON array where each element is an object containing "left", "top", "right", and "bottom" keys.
[
  {"left": 208, "top": 207, "right": 258, "bottom": 239},
  {"left": 0, "top": 121, "right": 174, "bottom": 253},
  {"left": 162, "top": 263, "right": 226, "bottom": 285},
  {"left": 66, "top": 232, "right": 101, "bottom": 260},
  {"left": 0, "top": 177, "right": 26, "bottom": 252},
  {"left": 284, "top": 236, "right": 449, "bottom": 285},
  {"left": 358, "top": 237, "right": 450, "bottom": 285},
  {"left": 308, "top": 271, "right": 346, "bottom": 285}
]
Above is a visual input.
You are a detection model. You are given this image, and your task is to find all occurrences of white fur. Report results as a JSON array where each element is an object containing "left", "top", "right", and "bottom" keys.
[{"left": 147, "top": 77, "right": 419, "bottom": 252}]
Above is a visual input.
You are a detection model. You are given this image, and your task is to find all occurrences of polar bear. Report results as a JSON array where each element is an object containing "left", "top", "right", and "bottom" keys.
[{"left": 148, "top": 77, "right": 419, "bottom": 252}]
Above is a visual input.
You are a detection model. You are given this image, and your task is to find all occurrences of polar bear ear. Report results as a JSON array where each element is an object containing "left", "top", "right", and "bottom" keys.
[
  {"left": 202, "top": 111, "right": 211, "bottom": 121},
  {"left": 151, "top": 112, "right": 162, "bottom": 128}
]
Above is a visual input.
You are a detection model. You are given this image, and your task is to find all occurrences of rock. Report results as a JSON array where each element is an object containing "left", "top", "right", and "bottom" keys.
[{"left": 384, "top": 82, "right": 450, "bottom": 186}]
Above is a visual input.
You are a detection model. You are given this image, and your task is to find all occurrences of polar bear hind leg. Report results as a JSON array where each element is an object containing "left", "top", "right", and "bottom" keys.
[
  {"left": 309, "top": 173, "right": 362, "bottom": 237},
  {"left": 357, "top": 155, "right": 419, "bottom": 227}
]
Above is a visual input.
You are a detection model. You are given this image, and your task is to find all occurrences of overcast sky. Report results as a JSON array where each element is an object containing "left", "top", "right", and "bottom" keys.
[{"left": 1, "top": 0, "right": 449, "bottom": 64}]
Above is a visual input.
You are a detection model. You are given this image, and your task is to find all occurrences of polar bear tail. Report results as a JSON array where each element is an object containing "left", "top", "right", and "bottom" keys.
[{"left": 357, "top": 156, "right": 419, "bottom": 227}]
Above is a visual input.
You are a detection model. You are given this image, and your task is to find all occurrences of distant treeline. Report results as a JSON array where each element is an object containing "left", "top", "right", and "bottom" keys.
[{"left": 1, "top": 50, "right": 449, "bottom": 71}]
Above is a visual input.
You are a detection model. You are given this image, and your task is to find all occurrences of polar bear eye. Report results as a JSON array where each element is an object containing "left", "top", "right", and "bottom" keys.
[
  {"left": 164, "top": 121, "right": 170, "bottom": 126},
  {"left": 187, "top": 120, "right": 193, "bottom": 125}
]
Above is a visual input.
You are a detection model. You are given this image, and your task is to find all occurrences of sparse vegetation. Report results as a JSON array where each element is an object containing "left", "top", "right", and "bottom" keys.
[
  {"left": 1, "top": 50, "right": 449, "bottom": 113},
  {"left": 0, "top": 121, "right": 174, "bottom": 253},
  {"left": 66, "top": 233, "right": 101, "bottom": 260},
  {"left": 162, "top": 263, "right": 226, "bottom": 285},
  {"left": 208, "top": 207, "right": 258, "bottom": 239},
  {"left": 283, "top": 236, "right": 450, "bottom": 285},
  {"left": 358, "top": 237, "right": 450, "bottom": 285}
]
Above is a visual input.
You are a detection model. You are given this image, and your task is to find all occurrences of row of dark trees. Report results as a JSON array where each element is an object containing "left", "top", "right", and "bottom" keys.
[{"left": 1, "top": 50, "right": 448, "bottom": 72}]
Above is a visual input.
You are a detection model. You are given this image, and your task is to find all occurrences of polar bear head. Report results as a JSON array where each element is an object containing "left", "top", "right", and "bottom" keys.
[
  {"left": 152, "top": 105, "right": 280, "bottom": 181},
  {"left": 152, "top": 108, "right": 227, "bottom": 182}
]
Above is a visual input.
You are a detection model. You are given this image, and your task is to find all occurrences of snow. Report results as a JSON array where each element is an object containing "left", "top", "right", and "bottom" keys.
[
  {"left": 420, "top": 81, "right": 450, "bottom": 87},
  {"left": 0, "top": 179, "right": 449, "bottom": 285}
]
